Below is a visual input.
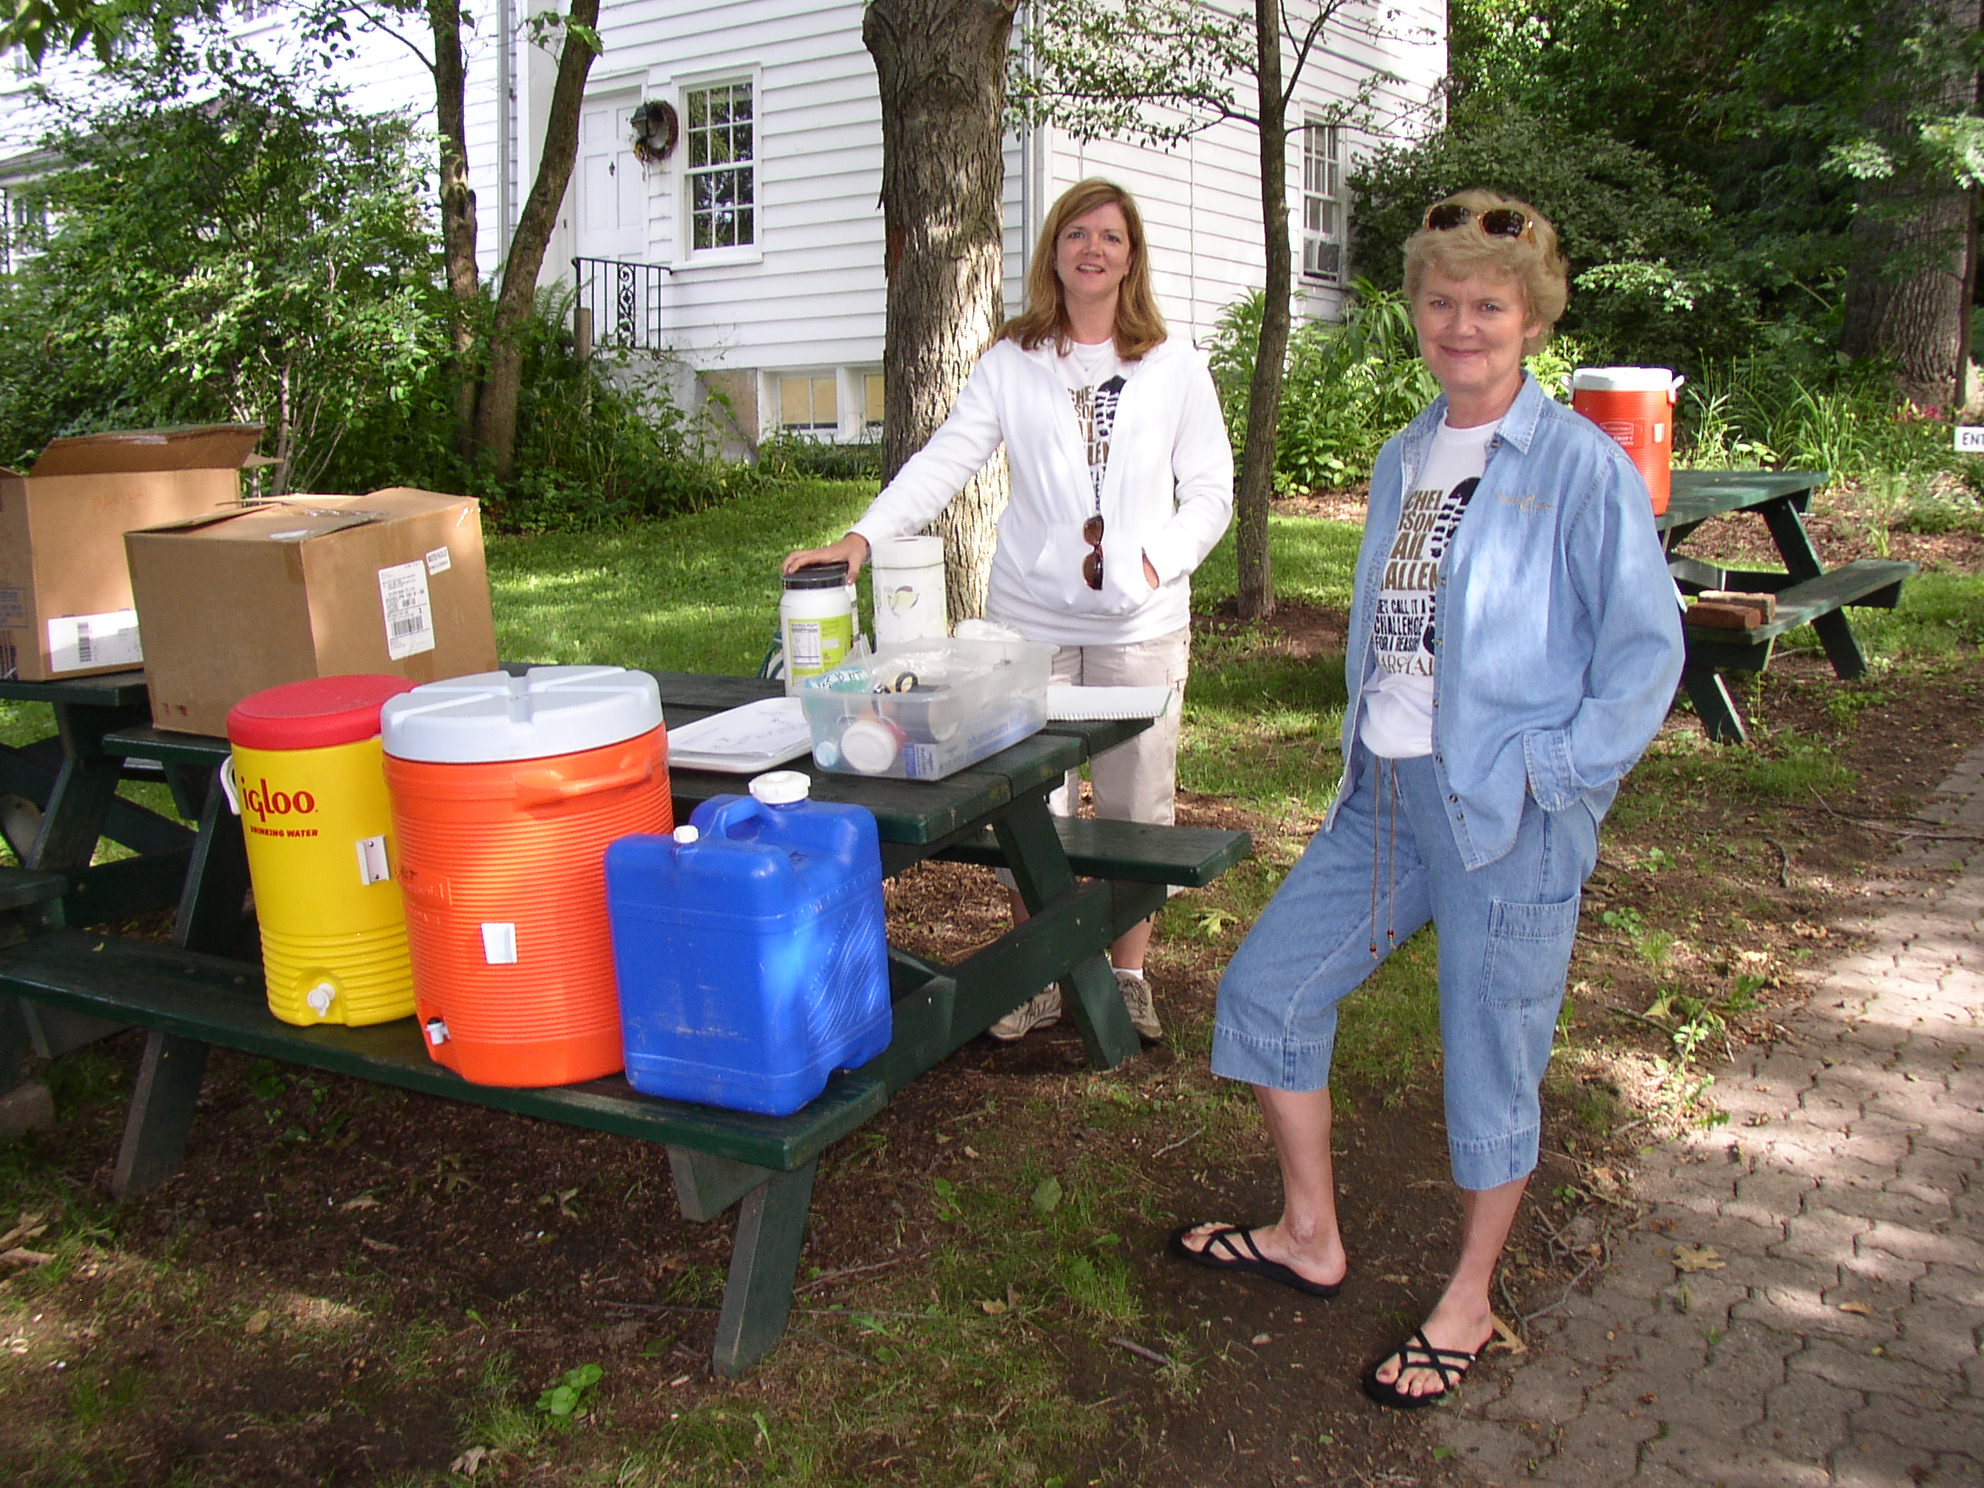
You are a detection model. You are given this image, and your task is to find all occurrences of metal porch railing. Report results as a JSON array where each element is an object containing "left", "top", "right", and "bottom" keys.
[{"left": 571, "top": 256, "right": 670, "bottom": 354}]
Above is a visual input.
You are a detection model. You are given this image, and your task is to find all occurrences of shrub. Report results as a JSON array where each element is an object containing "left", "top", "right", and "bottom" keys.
[
  {"left": 1347, "top": 98, "right": 1752, "bottom": 372},
  {"left": 1210, "top": 283, "right": 1437, "bottom": 493}
]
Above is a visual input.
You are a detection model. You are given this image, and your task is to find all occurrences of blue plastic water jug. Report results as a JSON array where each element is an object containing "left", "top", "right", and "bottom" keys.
[{"left": 607, "top": 769, "right": 891, "bottom": 1115}]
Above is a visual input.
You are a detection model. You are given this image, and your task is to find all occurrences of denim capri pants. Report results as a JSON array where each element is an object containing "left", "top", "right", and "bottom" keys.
[{"left": 1211, "top": 749, "right": 1601, "bottom": 1191}]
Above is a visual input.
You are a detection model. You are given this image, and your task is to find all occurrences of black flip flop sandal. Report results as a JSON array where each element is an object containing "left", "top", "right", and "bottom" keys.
[
  {"left": 1361, "top": 1327, "right": 1478, "bottom": 1409},
  {"left": 1166, "top": 1222, "right": 1344, "bottom": 1299}
]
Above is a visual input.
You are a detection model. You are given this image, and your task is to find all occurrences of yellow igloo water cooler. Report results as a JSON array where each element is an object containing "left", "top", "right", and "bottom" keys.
[{"left": 226, "top": 674, "right": 419, "bottom": 1027}]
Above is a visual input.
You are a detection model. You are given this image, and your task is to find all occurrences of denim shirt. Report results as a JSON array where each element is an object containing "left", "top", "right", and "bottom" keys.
[{"left": 1325, "top": 372, "right": 1685, "bottom": 869}]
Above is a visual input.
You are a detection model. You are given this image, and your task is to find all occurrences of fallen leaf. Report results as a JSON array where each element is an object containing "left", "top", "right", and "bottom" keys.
[
  {"left": 244, "top": 1310, "right": 272, "bottom": 1336},
  {"left": 1251, "top": 1332, "right": 1272, "bottom": 1346},
  {"left": 1838, "top": 1301, "right": 1875, "bottom": 1316},
  {"left": 359, "top": 1236, "right": 401, "bottom": 1254},
  {"left": 977, "top": 1298, "right": 1008, "bottom": 1316},
  {"left": 1031, "top": 1176, "right": 1064, "bottom": 1215},
  {"left": 963, "top": 1145, "right": 981, "bottom": 1159},
  {"left": 0, "top": 1248, "right": 52, "bottom": 1267},
  {"left": 1672, "top": 1244, "right": 1726, "bottom": 1273},
  {"left": 1488, "top": 1314, "right": 1528, "bottom": 1354},
  {"left": 339, "top": 1196, "right": 381, "bottom": 1212},
  {"left": 450, "top": 1445, "right": 490, "bottom": 1476}
]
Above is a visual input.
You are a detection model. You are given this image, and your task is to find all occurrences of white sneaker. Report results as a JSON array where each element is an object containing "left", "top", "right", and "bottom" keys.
[
  {"left": 989, "top": 988, "right": 1062, "bottom": 1041},
  {"left": 1116, "top": 968, "right": 1162, "bottom": 1041}
]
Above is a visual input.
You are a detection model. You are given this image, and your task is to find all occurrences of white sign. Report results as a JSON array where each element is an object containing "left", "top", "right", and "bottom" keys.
[{"left": 1957, "top": 426, "right": 1984, "bottom": 453}]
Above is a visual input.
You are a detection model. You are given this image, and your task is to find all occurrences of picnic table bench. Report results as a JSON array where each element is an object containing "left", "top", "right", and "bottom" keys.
[
  {"left": 1661, "top": 470, "right": 1916, "bottom": 744},
  {"left": 0, "top": 669, "right": 1249, "bottom": 1374}
]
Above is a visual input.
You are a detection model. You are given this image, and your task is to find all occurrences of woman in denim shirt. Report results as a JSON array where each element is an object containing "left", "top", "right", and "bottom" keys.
[{"left": 1171, "top": 192, "right": 1684, "bottom": 1408}]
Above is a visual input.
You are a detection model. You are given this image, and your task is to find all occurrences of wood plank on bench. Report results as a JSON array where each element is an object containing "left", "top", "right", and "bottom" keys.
[
  {"left": 0, "top": 929, "right": 888, "bottom": 1174},
  {"left": 1682, "top": 557, "right": 1915, "bottom": 656},
  {"left": 938, "top": 816, "right": 1251, "bottom": 887}
]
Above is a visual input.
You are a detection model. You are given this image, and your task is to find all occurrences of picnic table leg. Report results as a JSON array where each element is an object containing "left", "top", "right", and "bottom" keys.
[
  {"left": 0, "top": 995, "right": 29, "bottom": 1090},
  {"left": 992, "top": 795, "right": 1139, "bottom": 1070},
  {"left": 1810, "top": 611, "right": 1870, "bottom": 681},
  {"left": 111, "top": 1030, "right": 210, "bottom": 1198},
  {"left": 173, "top": 769, "right": 253, "bottom": 956},
  {"left": 711, "top": 1159, "right": 818, "bottom": 1377},
  {"left": 1681, "top": 665, "right": 1751, "bottom": 745}
]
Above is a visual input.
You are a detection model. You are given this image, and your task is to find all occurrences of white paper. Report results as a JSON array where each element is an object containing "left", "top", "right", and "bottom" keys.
[
  {"left": 667, "top": 696, "right": 815, "bottom": 772},
  {"left": 481, "top": 922, "right": 518, "bottom": 965},
  {"left": 378, "top": 560, "right": 436, "bottom": 660},
  {"left": 47, "top": 609, "right": 142, "bottom": 672},
  {"left": 355, "top": 834, "right": 391, "bottom": 885}
]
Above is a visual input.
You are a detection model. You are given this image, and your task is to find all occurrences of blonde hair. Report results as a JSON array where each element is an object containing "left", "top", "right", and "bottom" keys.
[
  {"left": 1001, "top": 178, "right": 1167, "bottom": 359},
  {"left": 1403, "top": 189, "right": 1569, "bottom": 355}
]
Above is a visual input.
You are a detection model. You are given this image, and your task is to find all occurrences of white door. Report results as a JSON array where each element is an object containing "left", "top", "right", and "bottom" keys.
[{"left": 575, "top": 90, "right": 646, "bottom": 264}]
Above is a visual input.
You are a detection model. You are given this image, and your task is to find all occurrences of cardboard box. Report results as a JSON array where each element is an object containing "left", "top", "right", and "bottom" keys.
[
  {"left": 126, "top": 489, "right": 500, "bottom": 736},
  {"left": 0, "top": 424, "right": 264, "bottom": 680}
]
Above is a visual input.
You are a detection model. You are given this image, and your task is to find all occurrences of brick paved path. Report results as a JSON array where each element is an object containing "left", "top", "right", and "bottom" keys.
[{"left": 1441, "top": 744, "right": 1984, "bottom": 1487}]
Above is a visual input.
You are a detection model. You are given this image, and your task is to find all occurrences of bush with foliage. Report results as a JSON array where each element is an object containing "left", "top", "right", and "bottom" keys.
[
  {"left": 0, "top": 35, "right": 448, "bottom": 493},
  {"left": 754, "top": 433, "right": 884, "bottom": 483},
  {"left": 0, "top": 31, "right": 746, "bottom": 535},
  {"left": 1209, "top": 283, "right": 1436, "bottom": 493},
  {"left": 1347, "top": 99, "right": 1758, "bottom": 374}
]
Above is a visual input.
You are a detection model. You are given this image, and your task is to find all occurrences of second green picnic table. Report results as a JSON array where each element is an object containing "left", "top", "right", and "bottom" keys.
[{"left": 1660, "top": 469, "right": 1916, "bottom": 743}]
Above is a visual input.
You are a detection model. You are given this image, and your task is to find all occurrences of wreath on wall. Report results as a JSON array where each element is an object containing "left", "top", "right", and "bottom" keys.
[{"left": 630, "top": 100, "right": 679, "bottom": 165}]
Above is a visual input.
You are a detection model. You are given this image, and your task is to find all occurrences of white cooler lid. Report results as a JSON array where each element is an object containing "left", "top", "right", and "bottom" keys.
[
  {"left": 380, "top": 666, "right": 662, "bottom": 763},
  {"left": 1570, "top": 366, "right": 1679, "bottom": 391}
]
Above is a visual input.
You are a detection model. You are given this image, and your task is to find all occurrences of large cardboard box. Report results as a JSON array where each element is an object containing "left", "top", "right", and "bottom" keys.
[
  {"left": 0, "top": 424, "right": 264, "bottom": 681},
  {"left": 126, "top": 488, "right": 500, "bottom": 736}
]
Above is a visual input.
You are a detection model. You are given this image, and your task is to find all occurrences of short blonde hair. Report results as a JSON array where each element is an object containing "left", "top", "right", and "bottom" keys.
[
  {"left": 1403, "top": 189, "right": 1568, "bottom": 355},
  {"left": 1001, "top": 178, "right": 1167, "bottom": 360}
]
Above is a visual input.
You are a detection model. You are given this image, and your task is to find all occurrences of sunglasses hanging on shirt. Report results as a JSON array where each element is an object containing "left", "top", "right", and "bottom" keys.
[{"left": 1082, "top": 514, "right": 1105, "bottom": 590}]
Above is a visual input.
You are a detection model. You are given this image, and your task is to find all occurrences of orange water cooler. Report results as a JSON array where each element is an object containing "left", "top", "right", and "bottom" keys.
[
  {"left": 1570, "top": 367, "right": 1684, "bottom": 515},
  {"left": 226, "top": 675, "right": 418, "bottom": 1027},
  {"left": 380, "top": 666, "right": 673, "bottom": 1087}
]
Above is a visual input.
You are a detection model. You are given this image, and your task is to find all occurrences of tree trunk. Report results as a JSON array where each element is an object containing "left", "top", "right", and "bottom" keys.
[
  {"left": 1838, "top": 0, "right": 1978, "bottom": 412},
  {"left": 863, "top": 0, "right": 1017, "bottom": 624},
  {"left": 473, "top": 0, "right": 601, "bottom": 480},
  {"left": 428, "top": 0, "right": 482, "bottom": 460},
  {"left": 1235, "top": 0, "right": 1289, "bottom": 622}
]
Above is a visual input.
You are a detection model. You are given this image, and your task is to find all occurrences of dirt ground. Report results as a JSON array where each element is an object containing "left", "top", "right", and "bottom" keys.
[{"left": 4, "top": 495, "right": 1982, "bottom": 1486}]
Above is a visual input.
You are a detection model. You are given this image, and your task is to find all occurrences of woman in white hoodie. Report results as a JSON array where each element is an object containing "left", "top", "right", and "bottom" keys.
[{"left": 783, "top": 177, "right": 1234, "bottom": 1042}]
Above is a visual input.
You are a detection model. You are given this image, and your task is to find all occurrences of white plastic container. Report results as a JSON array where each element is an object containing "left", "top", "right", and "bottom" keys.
[
  {"left": 870, "top": 535, "right": 948, "bottom": 645},
  {"left": 799, "top": 636, "right": 1053, "bottom": 780},
  {"left": 780, "top": 562, "right": 856, "bottom": 695}
]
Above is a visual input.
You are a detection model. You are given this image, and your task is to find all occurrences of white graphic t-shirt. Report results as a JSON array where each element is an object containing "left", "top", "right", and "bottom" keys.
[
  {"left": 1358, "top": 418, "right": 1497, "bottom": 759},
  {"left": 1060, "top": 340, "right": 1126, "bottom": 508}
]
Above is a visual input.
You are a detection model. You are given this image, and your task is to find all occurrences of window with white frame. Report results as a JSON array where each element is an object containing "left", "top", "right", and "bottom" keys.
[
  {"left": 685, "top": 79, "right": 755, "bottom": 253},
  {"left": 1301, "top": 120, "right": 1345, "bottom": 286},
  {"left": 861, "top": 372, "right": 885, "bottom": 436},
  {"left": 777, "top": 373, "right": 838, "bottom": 436}
]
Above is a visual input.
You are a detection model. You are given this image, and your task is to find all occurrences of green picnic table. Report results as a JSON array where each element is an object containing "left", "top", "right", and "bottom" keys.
[
  {"left": 0, "top": 668, "right": 1249, "bottom": 1374},
  {"left": 1660, "top": 470, "right": 1915, "bottom": 744}
]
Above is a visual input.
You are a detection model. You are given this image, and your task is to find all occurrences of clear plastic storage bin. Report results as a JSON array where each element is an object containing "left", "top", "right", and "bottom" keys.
[{"left": 799, "top": 637, "right": 1053, "bottom": 780}]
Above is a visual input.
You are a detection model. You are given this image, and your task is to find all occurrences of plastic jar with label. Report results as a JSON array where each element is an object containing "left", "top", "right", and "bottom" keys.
[{"left": 780, "top": 561, "right": 855, "bottom": 695}]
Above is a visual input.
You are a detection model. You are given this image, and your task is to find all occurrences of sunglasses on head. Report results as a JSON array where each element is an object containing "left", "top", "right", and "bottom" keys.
[
  {"left": 1082, "top": 514, "right": 1104, "bottom": 590},
  {"left": 1422, "top": 202, "right": 1535, "bottom": 241}
]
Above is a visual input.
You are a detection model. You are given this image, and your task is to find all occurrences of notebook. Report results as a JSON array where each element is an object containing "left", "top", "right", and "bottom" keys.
[{"left": 1046, "top": 685, "right": 1174, "bottom": 722}]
